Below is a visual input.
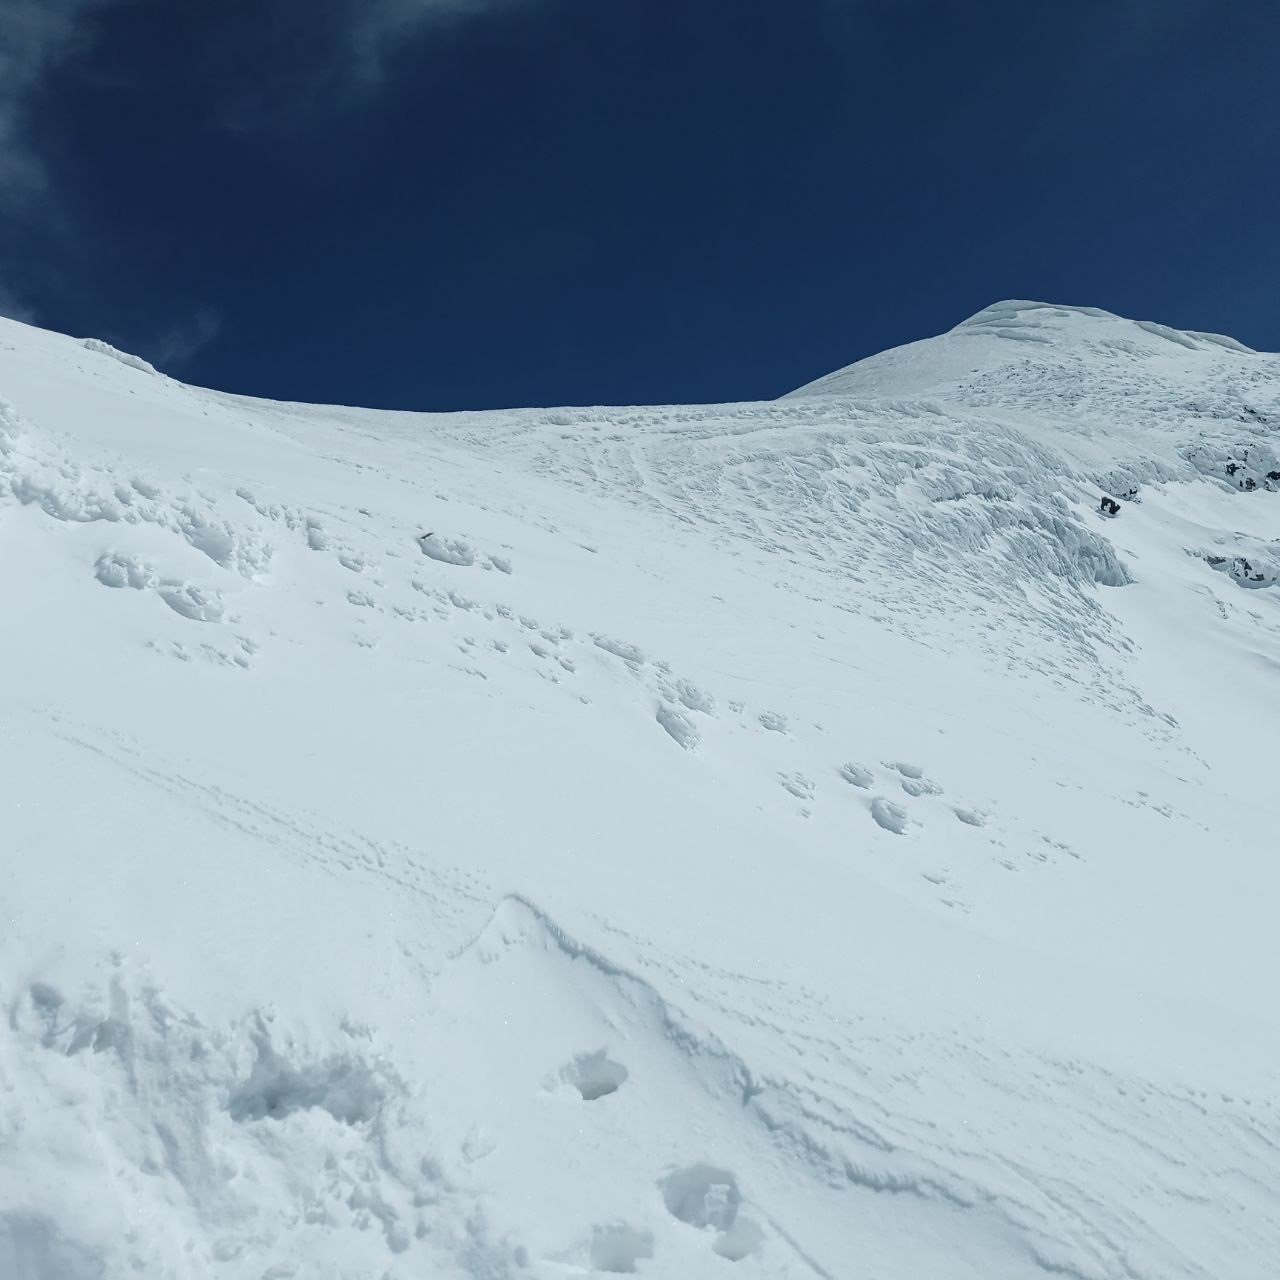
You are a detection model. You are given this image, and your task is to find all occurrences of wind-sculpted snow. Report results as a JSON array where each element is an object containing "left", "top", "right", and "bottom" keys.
[
  {"left": 4, "top": 895, "right": 1275, "bottom": 1279},
  {"left": 80, "top": 336, "right": 160, "bottom": 376},
  {"left": 1, "top": 397, "right": 272, "bottom": 580},
  {"left": 1, "top": 303, "right": 1278, "bottom": 1277}
]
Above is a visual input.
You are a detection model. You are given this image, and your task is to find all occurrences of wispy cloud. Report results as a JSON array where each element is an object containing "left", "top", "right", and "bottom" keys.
[
  {"left": 0, "top": 0, "right": 113, "bottom": 211},
  {"left": 348, "top": 0, "right": 515, "bottom": 83},
  {"left": 0, "top": 1, "right": 224, "bottom": 363},
  {"left": 0, "top": 0, "right": 516, "bottom": 327},
  {"left": 213, "top": 0, "right": 521, "bottom": 130},
  {"left": 145, "top": 307, "right": 224, "bottom": 373},
  {"left": 0, "top": 279, "right": 39, "bottom": 326},
  {"left": 0, "top": 0, "right": 119, "bottom": 318}
]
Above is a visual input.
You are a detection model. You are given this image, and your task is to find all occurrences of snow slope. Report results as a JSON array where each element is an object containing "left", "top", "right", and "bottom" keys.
[{"left": 1, "top": 300, "right": 1278, "bottom": 1279}]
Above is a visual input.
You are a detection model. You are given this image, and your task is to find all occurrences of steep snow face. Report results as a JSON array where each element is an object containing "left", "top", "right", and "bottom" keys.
[{"left": 1, "top": 306, "right": 1278, "bottom": 1279}]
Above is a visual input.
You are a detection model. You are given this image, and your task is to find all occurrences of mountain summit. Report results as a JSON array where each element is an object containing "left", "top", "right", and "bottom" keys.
[
  {"left": 793, "top": 299, "right": 1258, "bottom": 401},
  {"left": 1, "top": 304, "right": 1276, "bottom": 1278}
]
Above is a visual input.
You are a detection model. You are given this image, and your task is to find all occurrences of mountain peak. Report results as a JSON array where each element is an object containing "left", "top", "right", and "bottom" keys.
[{"left": 789, "top": 299, "right": 1261, "bottom": 401}]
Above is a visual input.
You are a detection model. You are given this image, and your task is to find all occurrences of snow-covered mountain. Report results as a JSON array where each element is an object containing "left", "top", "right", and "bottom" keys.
[{"left": 1, "top": 300, "right": 1277, "bottom": 1279}]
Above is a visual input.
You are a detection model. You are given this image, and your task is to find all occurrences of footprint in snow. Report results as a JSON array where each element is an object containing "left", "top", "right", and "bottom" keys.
[
  {"left": 561, "top": 1050, "right": 628, "bottom": 1101},
  {"left": 900, "top": 775, "right": 943, "bottom": 797},
  {"left": 661, "top": 1164, "right": 739, "bottom": 1229},
  {"left": 884, "top": 760, "right": 942, "bottom": 797},
  {"left": 839, "top": 762, "right": 874, "bottom": 788},
  {"left": 594, "top": 635, "right": 645, "bottom": 665},
  {"left": 779, "top": 773, "right": 814, "bottom": 800},
  {"left": 670, "top": 678, "right": 714, "bottom": 714},
  {"left": 870, "top": 797, "right": 909, "bottom": 834},
  {"left": 889, "top": 761, "right": 925, "bottom": 779},
  {"left": 656, "top": 704, "right": 699, "bottom": 750},
  {"left": 660, "top": 1165, "right": 762, "bottom": 1262}
]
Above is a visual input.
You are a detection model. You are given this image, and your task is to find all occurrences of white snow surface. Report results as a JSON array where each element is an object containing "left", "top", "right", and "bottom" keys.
[{"left": 1, "top": 300, "right": 1278, "bottom": 1279}]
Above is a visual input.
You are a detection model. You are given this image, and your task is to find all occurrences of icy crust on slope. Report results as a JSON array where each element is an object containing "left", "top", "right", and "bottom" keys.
[
  {"left": 4, "top": 899, "right": 1274, "bottom": 1280},
  {"left": 379, "top": 397, "right": 1141, "bottom": 721}
]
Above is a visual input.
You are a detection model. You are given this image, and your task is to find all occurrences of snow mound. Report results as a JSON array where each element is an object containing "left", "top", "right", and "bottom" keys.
[{"left": 80, "top": 336, "right": 159, "bottom": 375}]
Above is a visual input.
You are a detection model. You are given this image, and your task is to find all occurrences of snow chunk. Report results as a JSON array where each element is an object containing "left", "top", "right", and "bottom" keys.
[
  {"left": 901, "top": 775, "right": 943, "bottom": 797},
  {"left": 594, "top": 635, "right": 645, "bottom": 664},
  {"left": 888, "top": 760, "right": 924, "bottom": 779},
  {"left": 417, "top": 533, "right": 476, "bottom": 566},
  {"left": 80, "top": 337, "right": 158, "bottom": 375},
  {"left": 1205, "top": 549, "right": 1280, "bottom": 590},
  {"left": 95, "top": 551, "right": 158, "bottom": 590},
  {"left": 674, "top": 678, "right": 715, "bottom": 713},
  {"left": 840, "top": 763, "right": 874, "bottom": 788},
  {"left": 870, "top": 797, "right": 909, "bottom": 834},
  {"left": 95, "top": 553, "right": 225, "bottom": 622},
  {"left": 1185, "top": 441, "right": 1280, "bottom": 493},
  {"left": 158, "top": 583, "right": 225, "bottom": 623},
  {"left": 656, "top": 703, "right": 699, "bottom": 750}
]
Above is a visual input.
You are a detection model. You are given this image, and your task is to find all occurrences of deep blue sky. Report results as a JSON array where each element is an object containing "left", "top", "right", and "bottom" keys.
[{"left": 3, "top": 0, "right": 1278, "bottom": 409}]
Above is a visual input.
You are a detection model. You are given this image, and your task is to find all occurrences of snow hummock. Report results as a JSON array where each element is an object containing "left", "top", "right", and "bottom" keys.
[
  {"left": 80, "top": 335, "right": 160, "bottom": 375},
  {"left": 0, "top": 301, "right": 1278, "bottom": 1278}
]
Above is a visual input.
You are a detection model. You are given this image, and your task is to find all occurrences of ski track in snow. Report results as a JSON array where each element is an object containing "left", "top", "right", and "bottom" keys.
[{"left": 1, "top": 302, "right": 1279, "bottom": 1277}]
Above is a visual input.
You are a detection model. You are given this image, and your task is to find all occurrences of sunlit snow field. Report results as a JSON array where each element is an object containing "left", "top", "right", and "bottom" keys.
[{"left": 1, "top": 302, "right": 1277, "bottom": 1278}]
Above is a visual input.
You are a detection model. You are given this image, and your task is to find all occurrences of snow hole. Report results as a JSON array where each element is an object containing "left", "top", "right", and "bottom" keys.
[{"left": 562, "top": 1050, "right": 628, "bottom": 1101}]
